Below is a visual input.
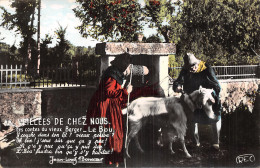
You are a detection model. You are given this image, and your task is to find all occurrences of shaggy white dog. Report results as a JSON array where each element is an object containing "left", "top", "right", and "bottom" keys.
[{"left": 123, "top": 86, "right": 216, "bottom": 158}]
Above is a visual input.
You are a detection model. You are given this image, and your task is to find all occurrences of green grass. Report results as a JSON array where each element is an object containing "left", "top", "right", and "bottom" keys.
[{"left": 6, "top": 74, "right": 28, "bottom": 82}]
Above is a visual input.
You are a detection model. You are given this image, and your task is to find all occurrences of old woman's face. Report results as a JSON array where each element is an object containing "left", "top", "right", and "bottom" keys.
[{"left": 189, "top": 63, "right": 199, "bottom": 73}]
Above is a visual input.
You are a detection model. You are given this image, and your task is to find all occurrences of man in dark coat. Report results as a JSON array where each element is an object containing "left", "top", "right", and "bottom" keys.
[{"left": 173, "top": 52, "right": 222, "bottom": 149}]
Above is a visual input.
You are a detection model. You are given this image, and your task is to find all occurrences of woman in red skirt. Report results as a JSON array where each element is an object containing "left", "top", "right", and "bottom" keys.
[{"left": 86, "top": 53, "right": 132, "bottom": 167}]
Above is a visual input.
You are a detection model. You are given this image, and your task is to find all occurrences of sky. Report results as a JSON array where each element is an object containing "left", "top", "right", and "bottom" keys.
[{"left": 0, "top": 0, "right": 156, "bottom": 48}]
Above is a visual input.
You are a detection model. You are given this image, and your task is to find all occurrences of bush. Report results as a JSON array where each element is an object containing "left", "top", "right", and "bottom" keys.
[{"left": 221, "top": 103, "right": 259, "bottom": 146}]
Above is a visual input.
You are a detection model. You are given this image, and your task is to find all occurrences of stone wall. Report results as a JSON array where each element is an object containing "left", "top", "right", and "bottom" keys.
[
  {"left": 0, "top": 86, "right": 96, "bottom": 128},
  {"left": 219, "top": 79, "right": 260, "bottom": 145},
  {"left": 0, "top": 89, "right": 42, "bottom": 127},
  {"left": 1, "top": 79, "right": 259, "bottom": 127},
  {"left": 220, "top": 79, "right": 260, "bottom": 113},
  {"left": 41, "top": 86, "right": 96, "bottom": 118}
]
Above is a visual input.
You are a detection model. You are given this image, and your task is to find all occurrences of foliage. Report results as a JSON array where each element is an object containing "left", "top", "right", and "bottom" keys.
[
  {"left": 0, "top": 42, "right": 23, "bottom": 65},
  {"left": 73, "top": 0, "right": 142, "bottom": 42},
  {"left": 143, "top": 0, "right": 177, "bottom": 42},
  {"left": 73, "top": 0, "right": 180, "bottom": 42},
  {"left": 68, "top": 48, "right": 99, "bottom": 85},
  {"left": 73, "top": 0, "right": 260, "bottom": 66},
  {"left": 40, "top": 34, "right": 53, "bottom": 68},
  {"left": 39, "top": 26, "right": 72, "bottom": 67},
  {"left": 171, "top": 0, "right": 260, "bottom": 65},
  {"left": 0, "top": 42, "right": 10, "bottom": 64},
  {"left": 0, "top": 0, "right": 39, "bottom": 68},
  {"left": 0, "top": 0, "right": 37, "bottom": 38},
  {"left": 0, "top": 32, "right": 4, "bottom": 41},
  {"left": 221, "top": 103, "right": 259, "bottom": 146},
  {"left": 1, "top": 0, "right": 259, "bottom": 69},
  {"left": 145, "top": 34, "right": 162, "bottom": 43},
  {"left": 168, "top": 54, "right": 183, "bottom": 78},
  {"left": 69, "top": 46, "right": 95, "bottom": 58},
  {"left": 53, "top": 25, "right": 71, "bottom": 67},
  {"left": 0, "top": 42, "right": 10, "bottom": 53}
]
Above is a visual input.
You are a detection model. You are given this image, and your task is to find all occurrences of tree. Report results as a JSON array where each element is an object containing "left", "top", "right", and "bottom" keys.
[
  {"left": 40, "top": 34, "right": 52, "bottom": 68},
  {"left": 145, "top": 34, "right": 162, "bottom": 43},
  {"left": 0, "top": 0, "right": 39, "bottom": 69},
  {"left": 171, "top": 0, "right": 260, "bottom": 65},
  {"left": 37, "top": 0, "right": 41, "bottom": 73},
  {"left": 143, "top": 0, "right": 177, "bottom": 42},
  {"left": 74, "top": 0, "right": 181, "bottom": 42},
  {"left": 0, "top": 32, "right": 4, "bottom": 41},
  {"left": 53, "top": 25, "right": 71, "bottom": 67},
  {"left": 73, "top": 0, "right": 143, "bottom": 41}
]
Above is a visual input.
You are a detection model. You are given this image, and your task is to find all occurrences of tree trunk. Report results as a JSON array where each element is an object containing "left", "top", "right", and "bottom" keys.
[
  {"left": 37, "top": 0, "right": 41, "bottom": 74},
  {"left": 26, "top": 1, "right": 36, "bottom": 74}
]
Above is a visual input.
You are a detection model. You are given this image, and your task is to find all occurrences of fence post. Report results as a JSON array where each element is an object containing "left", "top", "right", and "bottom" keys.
[
  {"left": 0, "top": 65, "right": 2, "bottom": 89},
  {"left": 15, "top": 65, "right": 17, "bottom": 88},
  {"left": 51, "top": 66, "right": 54, "bottom": 87},
  {"left": 42, "top": 67, "right": 45, "bottom": 88},
  {"left": 257, "top": 64, "right": 260, "bottom": 78},
  {"left": 79, "top": 66, "right": 82, "bottom": 87},
  {"left": 47, "top": 67, "right": 49, "bottom": 87},
  {"left": 5, "top": 65, "right": 8, "bottom": 88},
  {"left": 10, "top": 65, "right": 13, "bottom": 89},
  {"left": 20, "top": 65, "right": 22, "bottom": 88}
]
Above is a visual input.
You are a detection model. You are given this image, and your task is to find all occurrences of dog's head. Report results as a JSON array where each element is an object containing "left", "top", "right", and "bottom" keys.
[
  {"left": 196, "top": 86, "right": 218, "bottom": 120},
  {"left": 197, "top": 86, "right": 215, "bottom": 109}
]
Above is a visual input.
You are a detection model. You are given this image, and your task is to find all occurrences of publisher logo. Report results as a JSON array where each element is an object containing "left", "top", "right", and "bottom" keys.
[{"left": 236, "top": 154, "right": 255, "bottom": 164}]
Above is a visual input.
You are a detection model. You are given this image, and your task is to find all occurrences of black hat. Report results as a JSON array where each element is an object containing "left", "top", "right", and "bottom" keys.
[{"left": 110, "top": 52, "right": 132, "bottom": 72}]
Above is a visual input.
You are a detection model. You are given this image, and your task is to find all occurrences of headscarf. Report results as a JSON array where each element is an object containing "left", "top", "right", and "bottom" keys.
[
  {"left": 110, "top": 52, "right": 132, "bottom": 73},
  {"left": 196, "top": 61, "right": 207, "bottom": 73},
  {"left": 101, "top": 53, "right": 132, "bottom": 85},
  {"left": 183, "top": 52, "right": 200, "bottom": 70}
]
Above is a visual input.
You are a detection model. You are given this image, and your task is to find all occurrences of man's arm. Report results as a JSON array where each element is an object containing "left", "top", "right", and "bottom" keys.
[
  {"left": 205, "top": 65, "right": 221, "bottom": 96},
  {"left": 173, "top": 69, "right": 185, "bottom": 92}
]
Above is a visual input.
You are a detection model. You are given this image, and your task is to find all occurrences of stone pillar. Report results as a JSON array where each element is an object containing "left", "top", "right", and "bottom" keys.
[
  {"left": 159, "top": 55, "right": 169, "bottom": 96},
  {"left": 99, "top": 55, "right": 108, "bottom": 75}
]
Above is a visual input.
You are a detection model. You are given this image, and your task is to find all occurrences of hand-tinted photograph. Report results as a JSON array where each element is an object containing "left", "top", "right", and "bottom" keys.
[{"left": 0, "top": 0, "right": 259, "bottom": 167}]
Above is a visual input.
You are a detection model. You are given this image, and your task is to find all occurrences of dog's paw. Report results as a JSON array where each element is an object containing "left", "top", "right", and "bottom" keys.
[
  {"left": 185, "top": 153, "right": 192, "bottom": 158},
  {"left": 140, "top": 148, "right": 144, "bottom": 153},
  {"left": 212, "top": 144, "right": 220, "bottom": 150}
]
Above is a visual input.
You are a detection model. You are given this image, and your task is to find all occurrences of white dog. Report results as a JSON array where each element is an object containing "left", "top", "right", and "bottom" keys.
[{"left": 123, "top": 86, "right": 217, "bottom": 158}]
